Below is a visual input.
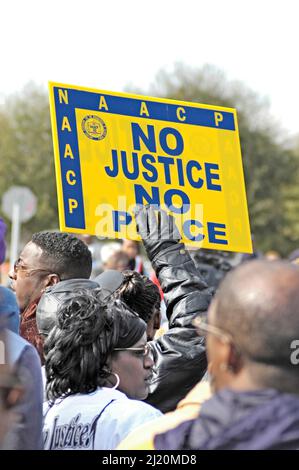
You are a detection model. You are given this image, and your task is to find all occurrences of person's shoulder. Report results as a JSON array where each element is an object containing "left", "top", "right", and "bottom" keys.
[
  {"left": 111, "top": 396, "right": 162, "bottom": 420},
  {"left": 103, "top": 397, "right": 162, "bottom": 449},
  {"left": 5, "top": 329, "right": 40, "bottom": 366},
  {"left": 17, "top": 340, "right": 42, "bottom": 368}
]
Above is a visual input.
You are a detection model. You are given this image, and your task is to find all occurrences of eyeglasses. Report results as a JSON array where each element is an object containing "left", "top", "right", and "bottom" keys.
[
  {"left": 193, "top": 316, "right": 242, "bottom": 359},
  {"left": 13, "top": 258, "right": 53, "bottom": 277},
  {"left": 114, "top": 343, "right": 151, "bottom": 357},
  {"left": 192, "top": 316, "right": 233, "bottom": 344}
]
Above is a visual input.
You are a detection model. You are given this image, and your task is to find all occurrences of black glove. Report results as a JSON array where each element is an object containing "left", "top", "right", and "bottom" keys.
[{"left": 134, "top": 205, "right": 181, "bottom": 261}]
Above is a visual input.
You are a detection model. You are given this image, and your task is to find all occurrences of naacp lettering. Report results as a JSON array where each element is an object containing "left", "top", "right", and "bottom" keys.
[{"left": 49, "top": 83, "right": 252, "bottom": 252}]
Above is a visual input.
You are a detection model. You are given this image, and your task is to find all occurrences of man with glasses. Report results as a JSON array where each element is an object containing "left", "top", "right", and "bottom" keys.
[
  {"left": 9, "top": 231, "right": 92, "bottom": 362},
  {"left": 36, "top": 208, "right": 212, "bottom": 414},
  {"left": 1, "top": 221, "right": 43, "bottom": 450},
  {"left": 150, "top": 260, "right": 299, "bottom": 450},
  {"left": 5, "top": 232, "right": 92, "bottom": 450}
]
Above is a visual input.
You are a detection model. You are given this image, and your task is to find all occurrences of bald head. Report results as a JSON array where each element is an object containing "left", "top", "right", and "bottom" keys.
[{"left": 213, "top": 260, "right": 299, "bottom": 366}]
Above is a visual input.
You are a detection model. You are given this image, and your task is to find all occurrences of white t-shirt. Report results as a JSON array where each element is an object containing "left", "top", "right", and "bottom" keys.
[{"left": 43, "top": 387, "right": 162, "bottom": 450}]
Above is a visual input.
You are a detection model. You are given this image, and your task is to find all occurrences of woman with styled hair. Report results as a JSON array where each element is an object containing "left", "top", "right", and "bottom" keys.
[{"left": 42, "top": 289, "right": 161, "bottom": 450}]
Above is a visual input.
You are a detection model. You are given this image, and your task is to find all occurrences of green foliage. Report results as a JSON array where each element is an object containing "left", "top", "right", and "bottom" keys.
[
  {"left": 1, "top": 69, "right": 299, "bottom": 255},
  {"left": 0, "top": 83, "right": 58, "bottom": 241}
]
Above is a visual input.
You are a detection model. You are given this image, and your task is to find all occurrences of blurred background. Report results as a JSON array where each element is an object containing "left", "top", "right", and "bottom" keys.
[{"left": 1, "top": 0, "right": 299, "bottom": 282}]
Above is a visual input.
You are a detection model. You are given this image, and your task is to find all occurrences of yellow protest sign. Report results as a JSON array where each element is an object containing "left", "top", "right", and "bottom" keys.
[{"left": 49, "top": 82, "right": 252, "bottom": 253}]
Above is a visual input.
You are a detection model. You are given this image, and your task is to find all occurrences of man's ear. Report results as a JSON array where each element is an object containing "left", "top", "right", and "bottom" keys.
[
  {"left": 228, "top": 344, "right": 244, "bottom": 374},
  {"left": 216, "top": 338, "right": 231, "bottom": 366},
  {"left": 45, "top": 273, "right": 60, "bottom": 288}
]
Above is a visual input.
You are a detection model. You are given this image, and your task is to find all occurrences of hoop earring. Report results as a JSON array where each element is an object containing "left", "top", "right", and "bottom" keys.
[{"left": 111, "top": 372, "right": 120, "bottom": 390}]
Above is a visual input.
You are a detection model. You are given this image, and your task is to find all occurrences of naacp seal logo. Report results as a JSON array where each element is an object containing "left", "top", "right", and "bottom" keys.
[{"left": 81, "top": 115, "right": 107, "bottom": 141}]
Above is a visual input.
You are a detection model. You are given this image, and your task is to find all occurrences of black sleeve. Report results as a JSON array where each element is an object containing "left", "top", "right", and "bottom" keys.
[{"left": 145, "top": 242, "right": 213, "bottom": 413}]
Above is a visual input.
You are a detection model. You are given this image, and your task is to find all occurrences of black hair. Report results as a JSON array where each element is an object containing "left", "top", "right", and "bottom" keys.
[
  {"left": 44, "top": 289, "right": 146, "bottom": 401},
  {"left": 111, "top": 271, "right": 160, "bottom": 324},
  {"left": 31, "top": 232, "right": 92, "bottom": 280}
]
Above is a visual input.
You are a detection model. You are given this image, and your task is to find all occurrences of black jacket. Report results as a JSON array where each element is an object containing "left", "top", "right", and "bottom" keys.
[
  {"left": 37, "top": 245, "right": 212, "bottom": 413},
  {"left": 145, "top": 242, "right": 213, "bottom": 412},
  {"left": 36, "top": 279, "right": 99, "bottom": 337}
]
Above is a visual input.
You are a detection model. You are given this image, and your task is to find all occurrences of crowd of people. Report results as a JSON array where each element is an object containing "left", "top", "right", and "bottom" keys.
[{"left": 0, "top": 206, "right": 299, "bottom": 450}]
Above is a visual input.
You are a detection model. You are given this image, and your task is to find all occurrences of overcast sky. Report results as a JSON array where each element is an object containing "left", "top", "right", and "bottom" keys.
[{"left": 1, "top": 0, "right": 298, "bottom": 137}]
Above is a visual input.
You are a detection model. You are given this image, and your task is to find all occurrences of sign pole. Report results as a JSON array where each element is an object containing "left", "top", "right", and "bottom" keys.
[
  {"left": 2, "top": 186, "right": 37, "bottom": 269},
  {"left": 10, "top": 202, "right": 21, "bottom": 271}
]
